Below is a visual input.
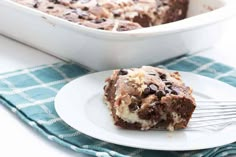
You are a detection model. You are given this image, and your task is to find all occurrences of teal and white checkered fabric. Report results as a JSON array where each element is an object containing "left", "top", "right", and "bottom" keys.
[{"left": 1, "top": 55, "right": 236, "bottom": 157}]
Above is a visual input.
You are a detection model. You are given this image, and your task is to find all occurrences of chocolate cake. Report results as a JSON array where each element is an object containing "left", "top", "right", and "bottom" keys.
[
  {"left": 14, "top": 0, "right": 189, "bottom": 31},
  {"left": 104, "top": 66, "right": 196, "bottom": 131}
]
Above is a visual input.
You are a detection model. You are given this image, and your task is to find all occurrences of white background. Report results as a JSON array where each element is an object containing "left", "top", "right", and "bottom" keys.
[{"left": 0, "top": 17, "right": 236, "bottom": 157}]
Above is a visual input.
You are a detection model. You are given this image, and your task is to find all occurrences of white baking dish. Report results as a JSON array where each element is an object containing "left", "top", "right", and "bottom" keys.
[{"left": 0, "top": 0, "right": 235, "bottom": 70}]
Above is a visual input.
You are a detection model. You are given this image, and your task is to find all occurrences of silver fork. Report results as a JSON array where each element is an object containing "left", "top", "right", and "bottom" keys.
[{"left": 187, "top": 100, "right": 236, "bottom": 131}]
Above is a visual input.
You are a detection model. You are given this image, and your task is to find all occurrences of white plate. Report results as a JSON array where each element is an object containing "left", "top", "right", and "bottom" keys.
[{"left": 55, "top": 71, "right": 236, "bottom": 151}]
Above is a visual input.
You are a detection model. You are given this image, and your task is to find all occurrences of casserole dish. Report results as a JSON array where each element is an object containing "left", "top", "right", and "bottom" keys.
[{"left": 0, "top": 0, "right": 235, "bottom": 70}]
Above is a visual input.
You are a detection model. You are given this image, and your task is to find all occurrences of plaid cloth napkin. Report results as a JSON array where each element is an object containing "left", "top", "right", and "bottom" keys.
[{"left": 1, "top": 55, "right": 236, "bottom": 157}]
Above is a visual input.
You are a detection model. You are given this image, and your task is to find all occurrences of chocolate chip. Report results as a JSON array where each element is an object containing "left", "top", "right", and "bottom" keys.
[
  {"left": 171, "top": 90, "right": 178, "bottom": 95},
  {"left": 77, "top": 12, "right": 89, "bottom": 19},
  {"left": 171, "top": 87, "right": 180, "bottom": 95},
  {"left": 165, "top": 81, "right": 172, "bottom": 86},
  {"left": 94, "top": 18, "right": 106, "bottom": 24},
  {"left": 143, "top": 84, "right": 159, "bottom": 96},
  {"left": 76, "top": 8, "right": 89, "bottom": 19},
  {"left": 143, "top": 87, "right": 151, "bottom": 96},
  {"left": 156, "top": 90, "right": 165, "bottom": 100},
  {"left": 118, "top": 69, "right": 128, "bottom": 75},
  {"left": 78, "top": 15, "right": 84, "bottom": 19},
  {"left": 82, "top": 7, "right": 89, "bottom": 11},
  {"left": 129, "top": 102, "right": 141, "bottom": 112},
  {"left": 164, "top": 87, "right": 171, "bottom": 94},
  {"left": 54, "top": 0, "right": 60, "bottom": 4},
  {"left": 165, "top": 82, "right": 173, "bottom": 89},
  {"left": 70, "top": 0, "right": 78, "bottom": 3},
  {"left": 49, "top": 0, "right": 60, "bottom": 4},
  {"left": 98, "top": 27, "right": 105, "bottom": 30},
  {"left": 33, "top": 3, "right": 38, "bottom": 8},
  {"left": 113, "top": 12, "right": 120, "bottom": 17},
  {"left": 47, "top": 6, "right": 54, "bottom": 9},
  {"left": 159, "top": 73, "right": 166, "bottom": 80},
  {"left": 149, "top": 84, "right": 159, "bottom": 94},
  {"left": 148, "top": 73, "right": 156, "bottom": 76}
]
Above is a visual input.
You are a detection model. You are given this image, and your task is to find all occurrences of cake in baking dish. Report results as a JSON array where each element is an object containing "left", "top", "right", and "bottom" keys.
[
  {"left": 15, "top": 0, "right": 189, "bottom": 31},
  {"left": 104, "top": 66, "right": 196, "bottom": 131}
]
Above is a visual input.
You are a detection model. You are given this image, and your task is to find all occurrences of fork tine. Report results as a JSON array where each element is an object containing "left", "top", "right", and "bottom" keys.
[
  {"left": 195, "top": 108, "right": 236, "bottom": 111},
  {"left": 197, "top": 100, "right": 236, "bottom": 103},
  {"left": 189, "top": 120, "right": 236, "bottom": 125},
  {"left": 195, "top": 103, "right": 236, "bottom": 111},
  {"left": 192, "top": 111, "right": 236, "bottom": 118},
  {"left": 194, "top": 109, "right": 236, "bottom": 113},
  {"left": 188, "top": 121, "right": 236, "bottom": 128},
  {"left": 197, "top": 104, "right": 236, "bottom": 107},
  {"left": 190, "top": 116, "right": 236, "bottom": 122},
  {"left": 198, "top": 103, "right": 236, "bottom": 107}
]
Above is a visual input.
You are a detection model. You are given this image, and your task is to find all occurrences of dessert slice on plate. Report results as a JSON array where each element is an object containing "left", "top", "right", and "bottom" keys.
[{"left": 104, "top": 66, "right": 196, "bottom": 131}]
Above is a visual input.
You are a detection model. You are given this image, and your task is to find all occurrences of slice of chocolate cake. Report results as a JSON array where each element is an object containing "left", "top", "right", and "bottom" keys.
[{"left": 104, "top": 66, "right": 196, "bottom": 131}]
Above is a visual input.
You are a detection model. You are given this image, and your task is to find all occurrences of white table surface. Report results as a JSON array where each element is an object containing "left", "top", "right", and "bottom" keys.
[{"left": 0, "top": 17, "right": 236, "bottom": 157}]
